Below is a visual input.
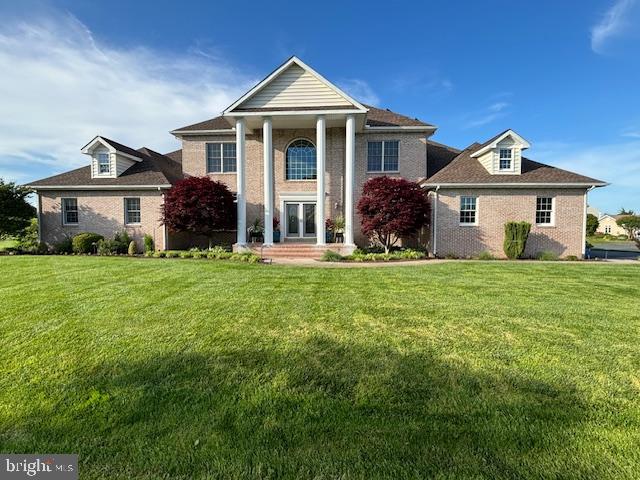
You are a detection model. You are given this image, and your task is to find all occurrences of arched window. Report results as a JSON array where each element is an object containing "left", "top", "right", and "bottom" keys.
[{"left": 286, "top": 139, "right": 316, "bottom": 180}]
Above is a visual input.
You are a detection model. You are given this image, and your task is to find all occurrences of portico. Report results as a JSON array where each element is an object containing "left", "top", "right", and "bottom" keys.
[{"left": 222, "top": 56, "right": 369, "bottom": 252}]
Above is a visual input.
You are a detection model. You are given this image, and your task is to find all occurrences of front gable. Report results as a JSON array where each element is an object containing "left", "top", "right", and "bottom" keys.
[
  {"left": 224, "top": 57, "right": 367, "bottom": 114},
  {"left": 471, "top": 129, "right": 530, "bottom": 176}
]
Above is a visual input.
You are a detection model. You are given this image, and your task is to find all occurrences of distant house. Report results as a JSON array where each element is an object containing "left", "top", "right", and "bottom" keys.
[
  {"left": 596, "top": 214, "right": 628, "bottom": 236},
  {"left": 28, "top": 56, "right": 607, "bottom": 258}
]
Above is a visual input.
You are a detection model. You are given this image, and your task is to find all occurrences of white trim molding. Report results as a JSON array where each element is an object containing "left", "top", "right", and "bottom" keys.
[
  {"left": 421, "top": 182, "right": 609, "bottom": 188},
  {"left": 470, "top": 129, "right": 530, "bottom": 158}
]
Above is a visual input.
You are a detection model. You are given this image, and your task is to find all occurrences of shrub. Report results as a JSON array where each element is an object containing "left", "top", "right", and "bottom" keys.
[
  {"left": 152, "top": 250, "right": 166, "bottom": 258},
  {"left": 565, "top": 255, "right": 580, "bottom": 261},
  {"left": 503, "top": 221, "right": 531, "bottom": 259},
  {"left": 128, "top": 241, "right": 137, "bottom": 256},
  {"left": 53, "top": 237, "right": 73, "bottom": 254},
  {"left": 112, "top": 232, "right": 131, "bottom": 254},
  {"left": 444, "top": 252, "right": 459, "bottom": 259},
  {"left": 476, "top": 250, "right": 496, "bottom": 260},
  {"left": 586, "top": 213, "right": 599, "bottom": 236},
  {"left": 72, "top": 233, "right": 104, "bottom": 254},
  {"left": 179, "top": 250, "right": 193, "bottom": 259},
  {"left": 165, "top": 250, "right": 180, "bottom": 258},
  {"left": 17, "top": 218, "right": 39, "bottom": 253},
  {"left": 143, "top": 234, "right": 154, "bottom": 253},
  {"left": 96, "top": 239, "right": 112, "bottom": 256},
  {"left": 537, "top": 250, "right": 559, "bottom": 261},
  {"left": 322, "top": 250, "right": 344, "bottom": 262},
  {"left": 357, "top": 176, "right": 429, "bottom": 253}
]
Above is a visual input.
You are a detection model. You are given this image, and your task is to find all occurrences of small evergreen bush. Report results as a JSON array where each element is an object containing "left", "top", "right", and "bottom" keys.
[
  {"left": 53, "top": 237, "right": 73, "bottom": 254},
  {"left": 72, "top": 233, "right": 104, "bottom": 254},
  {"left": 476, "top": 250, "right": 496, "bottom": 260},
  {"left": 322, "top": 250, "right": 344, "bottom": 262},
  {"left": 503, "top": 221, "right": 531, "bottom": 259},
  {"left": 537, "top": 250, "right": 559, "bottom": 261},
  {"left": 128, "top": 241, "right": 137, "bottom": 256},
  {"left": 143, "top": 234, "right": 154, "bottom": 253}
]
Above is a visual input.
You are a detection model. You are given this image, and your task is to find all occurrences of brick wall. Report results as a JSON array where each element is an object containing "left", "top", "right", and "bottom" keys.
[
  {"left": 39, "top": 190, "right": 166, "bottom": 250},
  {"left": 433, "top": 188, "right": 586, "bottom": 258},
  {"left": 181, "top": 129, "right": 428, "bottom": 246}
]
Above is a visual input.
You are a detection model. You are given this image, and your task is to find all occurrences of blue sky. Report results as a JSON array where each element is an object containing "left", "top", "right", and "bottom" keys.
[{"left": 0, "top": 0, "right": 638, "bottom": 213}]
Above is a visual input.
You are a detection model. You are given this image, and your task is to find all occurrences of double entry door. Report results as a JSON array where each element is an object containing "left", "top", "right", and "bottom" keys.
[{"left": 285, "top": 202, "right": 316, "bottom": 238}]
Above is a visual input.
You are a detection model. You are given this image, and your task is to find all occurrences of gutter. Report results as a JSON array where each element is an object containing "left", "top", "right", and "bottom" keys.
[{"left": 28, "top": 184, "right": 172, "bottom": 191}]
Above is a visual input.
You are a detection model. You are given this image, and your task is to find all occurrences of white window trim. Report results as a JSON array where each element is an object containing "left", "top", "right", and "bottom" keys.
[
  {"left": 124, "top": 197, "right": 142, "bottom": 225},
  {"left": 459, "top": 196, "right": 478, "bottom": 226},
  {"left": 96, "top": 152, "right": 112, "bottom": 176},
  {"left": 498, "top": 148, "right": 513, "bottom": 171},
  {"left": 367, "top": 140, "right": 401, "bottom": 173},
  {"left": 61, "top": 197, "right": 79, "bottom": 226},
  {"left": 285, "top": 138, "right": 317, "bottom": 182},
  {"left": 206, "top": 142, "right": 237, "bottom": 174},
  {"left": 535, "top": 196, "right": 555, "bottom": 227}
]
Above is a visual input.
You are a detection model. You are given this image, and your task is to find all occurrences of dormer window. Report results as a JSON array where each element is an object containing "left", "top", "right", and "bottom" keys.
[
  {"left": 499, "top": 149, "right": 512, "bottom": 170},
  {"left": 97, "top": 153, "right": 111, "bottom": 174}
]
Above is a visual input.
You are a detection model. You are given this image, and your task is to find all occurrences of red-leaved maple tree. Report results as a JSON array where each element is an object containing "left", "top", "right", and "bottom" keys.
[
  {"left": 357, "top": 176, "right": 429, "bottom": 253},
  {"left": 162, "top": 177, "right": 236, "bottom": 245}
]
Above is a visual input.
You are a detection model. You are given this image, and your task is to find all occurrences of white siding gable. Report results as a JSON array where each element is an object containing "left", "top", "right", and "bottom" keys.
[
  {"left": 90, "top": 147, "right": 136, "bottom": 179},
  {"left": 473, "top": 131, "right": 529, "bottom": 176},
  {"left": 239, "top": 64, "right": 353, "bottom": 109}
]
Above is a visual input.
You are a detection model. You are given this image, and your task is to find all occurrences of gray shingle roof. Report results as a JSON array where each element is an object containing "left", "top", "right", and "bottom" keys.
[
  {"left": 423, "top": 142, "right": 606, "bottom": 186},
  {"left": 173, "top": 105, "right": 434, "bottom": 132},
  {"left": 29, "top": 147, "right": 184, "bottom": 188}
]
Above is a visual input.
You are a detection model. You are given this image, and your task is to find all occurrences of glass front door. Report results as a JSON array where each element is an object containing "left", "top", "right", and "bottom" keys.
[{"left": 285, "top": 202, "right": 316, "bottom": 238}]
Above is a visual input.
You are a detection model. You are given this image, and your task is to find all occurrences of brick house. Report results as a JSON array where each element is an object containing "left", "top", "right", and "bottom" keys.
[{"left": 29, "top": 56, "right": 606, "bottom": 258}]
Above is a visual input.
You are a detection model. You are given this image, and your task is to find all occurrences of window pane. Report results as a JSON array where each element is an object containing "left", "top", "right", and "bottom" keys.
[
  {"left": 460, "top": 196, "right": 477, "bottom": 224},
  {"left": 125, "top": 198, "right": 141, "bottom": 224},
  {"left": 98, "top": 153, "right": 110, "bottom": 173},
  {"left": 499, "top": 149, "right": 512, "bottom": 159},
  {"left": 207, "top": 143, "right": 222, "bottom": 173},
  {"left": 63, "top": 198, "right": 78, "bottom": 224},
  {"left": 223, "top": 143, "right": 236, "bottom": 172},
  {"left": 286, "top": 139, "right": 316, "bottom": 180},
  {"left": 367, "top": 141, "right": 383, "bottom": 171},
  {"left": 536, "top": 197, "right": 553, "bottom": 224},
  {"left": 383, "top": 141, "right": 399, "bottom": 171}
]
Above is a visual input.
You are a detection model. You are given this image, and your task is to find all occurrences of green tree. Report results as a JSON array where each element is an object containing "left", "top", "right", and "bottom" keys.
[
  {"left": 618, "top": 207, "right": 635, "bottom": 215},
  {"left": 616, "top": 215, "right": 640, "bottom": 240},
  {"left": 503, "top": 221, "right": 531, "bottom": 259},
  {"left": 0, "top": 179, "right": 36, "bottom": 236},
  {"left": 586, "top": 213, "right": 599, "bottom": 236}
]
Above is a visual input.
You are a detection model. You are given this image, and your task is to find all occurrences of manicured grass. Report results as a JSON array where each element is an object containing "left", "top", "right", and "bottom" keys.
[
  {"left": 1, "top": 257, "right": 639, "bottom": 479},
  {"left": 0, "top": 238, "right": 17, "bottom": 251}
]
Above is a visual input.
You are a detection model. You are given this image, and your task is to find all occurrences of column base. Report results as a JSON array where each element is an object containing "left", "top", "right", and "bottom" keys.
[
  {"left": 233, "top": 243, "right": 249, "bottom": 252},
  {"left": 341, "top": 243, "right": 357, "bottom": 255}
]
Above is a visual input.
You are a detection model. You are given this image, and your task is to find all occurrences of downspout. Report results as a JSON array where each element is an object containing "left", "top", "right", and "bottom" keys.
[
  {"left": 36, "top": 191, "right": 42, "bottom": 244},
  {"left": 161, "top": 188, "right": 168, "bottom": 251},
  {"left": 582, "top": 185, "right": 596, "bottom": 258},
  {"left": 432, "top": 185, "right": 440, "bottom": 257}
]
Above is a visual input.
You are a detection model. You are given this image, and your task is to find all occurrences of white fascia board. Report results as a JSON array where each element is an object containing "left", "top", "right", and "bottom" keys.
[
  {"left": 470, "top": 129, "right": 531, "bottom": 158},
  {"left": 224, "top": 109, "right": 365, "bottom": 117},
  {"left": 364, "top": 125, "right": 437, "bottom": 133},
  {"left": 29, "top": 184, "right": 172, "bottom": 190},
  {"left": 223, "top": 56, "right": 368, "bottom": 114},
  {"left": 171, "top": 128, "right": 236, "bottom": 137},
  {"left": 421, "top": 182, "right": 608, "bottom": 188}
]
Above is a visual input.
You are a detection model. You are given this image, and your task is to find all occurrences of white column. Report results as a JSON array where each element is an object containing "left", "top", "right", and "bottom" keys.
[
  {"left": 316, "top": 115, "right": 326, "bottom": 246},
  {"left": 263, "top": 117, "right": 273, "bottom": 246},
  {"left": 235, "top": 117, "right": 247, "bottom": 246},
  {"left": 344, "top": 114, "right": 356, "bottom": 246}
]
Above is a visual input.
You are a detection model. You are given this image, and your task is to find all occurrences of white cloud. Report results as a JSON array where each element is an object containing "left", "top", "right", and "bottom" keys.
[
  {"left": 621, "top": 128, "right": 640, "bottom": 138},
  {"left": 463, "top": 101, "right": 511, "bottom": 128},
  {"left": 591, "top": 0, "right": 637, "bottom": 54},
  {"left": 337, "top": 78, "right": 380, "bottom": 106},
  {"left": 0, "top": 12, "right": 254, "bottom": 183},
  {"left": 530, "top": 140, "right": 640, "bottom": 212}
]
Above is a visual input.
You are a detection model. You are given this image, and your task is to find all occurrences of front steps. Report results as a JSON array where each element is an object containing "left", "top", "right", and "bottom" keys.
[{"left": 242, "top": 242, "right": 352, "bottom": 260}]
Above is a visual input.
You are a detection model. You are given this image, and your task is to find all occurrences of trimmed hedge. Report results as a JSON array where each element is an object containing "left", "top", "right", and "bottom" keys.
[{"left": 72, "top": 233, "right": 104, "bottom": 254}]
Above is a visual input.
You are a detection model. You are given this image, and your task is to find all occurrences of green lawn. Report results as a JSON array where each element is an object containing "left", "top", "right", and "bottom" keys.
[
  {"left": 1, "top": 257, "right": 639, "bottom": 479},
  {"left": 0, "top": 238, "right": 17, "bottom": 251}
]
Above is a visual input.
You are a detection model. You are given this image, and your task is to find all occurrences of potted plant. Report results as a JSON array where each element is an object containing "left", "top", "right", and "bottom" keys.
[
  {"left": 248, "top": 218, "right": 264, "bottom": 243},
  {"left": 333, "top": 215, "right": 345, "bottom": 243},
  {"left": 325, "top": 218, "right": 334, "bottom": 243},
  {"left": 273, "top": 217, "right": 281, "bottom": 243}
]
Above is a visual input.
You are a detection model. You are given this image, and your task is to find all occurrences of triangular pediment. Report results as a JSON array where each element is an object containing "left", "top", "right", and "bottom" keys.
[{"left": 225, "top": 57, "right": 366, "bottom": 113}]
